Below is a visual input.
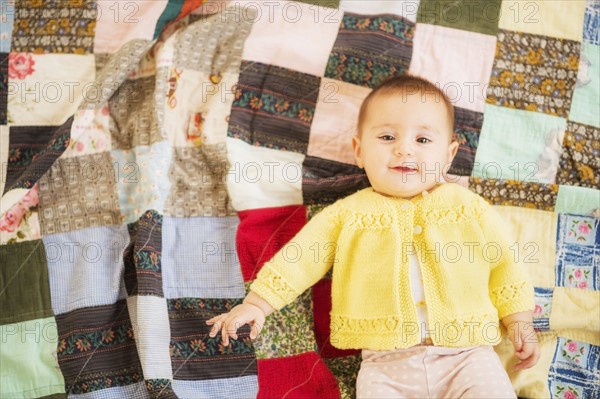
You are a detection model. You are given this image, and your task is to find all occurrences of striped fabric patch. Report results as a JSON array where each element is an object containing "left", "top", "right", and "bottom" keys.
[
  {"left": 167, "top": 298, "right": 257, "bottom": 380},
  {"left": 5, "top": 119, "right": 72, "bottom": 194},
  {"left": 449, "top": 107, "right": 483, "bottom": 176},
  {"left": 325, "top": 13, "right": 415, "bottom": 88},
  {"left": 228, "top": 61, "right": 321, "bottom": 154},
  {"left": 124, "top": 210, "right": 164, "bottom": 297},
  {"left": 302, "top": 155, "right": 369, "bottom": 205},
  {"left": 55, "top": 300, "right": 144, "bottom": 395}
]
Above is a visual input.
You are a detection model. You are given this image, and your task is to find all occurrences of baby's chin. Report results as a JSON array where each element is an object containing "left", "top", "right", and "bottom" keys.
[{"left": 372, "top": 184, "right": 440, "bottom": 199}]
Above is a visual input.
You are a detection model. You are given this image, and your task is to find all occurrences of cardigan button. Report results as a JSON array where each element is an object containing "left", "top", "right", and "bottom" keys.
[
  {"left": 413, "top": 225, "right": 422, "bottom": 234},
  {"left": 402, "top": 202, "right": 410, "bottom": 210}
]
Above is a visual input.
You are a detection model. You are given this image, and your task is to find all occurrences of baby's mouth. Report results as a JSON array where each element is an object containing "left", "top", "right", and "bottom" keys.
[{"left": 391, "top": 165, "right": 418, "bottom": 173}]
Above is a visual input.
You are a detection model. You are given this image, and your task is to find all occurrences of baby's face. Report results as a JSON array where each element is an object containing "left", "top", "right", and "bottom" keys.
[{"left": 352, "top": 92, "right": 459, "bottom": 199}]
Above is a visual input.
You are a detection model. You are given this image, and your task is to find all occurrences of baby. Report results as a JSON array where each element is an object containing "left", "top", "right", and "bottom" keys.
[{"left": 208, "top": 75, "right": 539, "bottom": 398}]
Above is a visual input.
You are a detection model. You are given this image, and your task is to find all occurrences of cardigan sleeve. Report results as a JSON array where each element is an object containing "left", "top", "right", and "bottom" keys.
[
  {"left": 478, "top": 202, "right": 535, "bottom": 319},
  {"left": 249, "top": 202, "right": 343, "bottom": 311}
]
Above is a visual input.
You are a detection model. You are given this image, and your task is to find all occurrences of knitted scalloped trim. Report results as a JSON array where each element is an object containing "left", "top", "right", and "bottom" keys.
[
  {"left": 422, "top": 204, "right": 485, "bottom": 225},
  {"left": 331, "top": 314, "right": 403, "bottom": 334},
  {"left": 490, "top": 280, "right": 528, "bottom": 310},
  {"left": 330, "top": 312, "right": 498, "bottom": 335},
  {"left": 346, "top": 212, "right": 394, "bottom": 229},
  {"left": 255, "top": 267, "right": 300, "bottom": 305}
]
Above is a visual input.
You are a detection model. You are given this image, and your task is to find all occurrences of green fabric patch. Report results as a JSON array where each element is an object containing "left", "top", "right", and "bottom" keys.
[
  {"left": 569, "top": 42, "right": 600, "bottom": 128},
  {"left": 0, "top": 240, "right": 53, "bottom": 325},
  {"left": 295, "top": 0, "right": 340, "bottom": 8},
  {"left": 324, "top": 354, "right": 362, "bottom": 399},
  {"left": 555, "top": 185, "right": 600, "bottom": 215},
  {"left": 153, "top": 0, "right": 184, "bottom": 39},
  {"left": 0, "top": 317, "right": 65, "bottom": 398},
  {"left": 473, "top": 104, "right": 567, "bottom": 183},
  {"left": 417, "top": 0, "right": 502, "bottom": 35}
]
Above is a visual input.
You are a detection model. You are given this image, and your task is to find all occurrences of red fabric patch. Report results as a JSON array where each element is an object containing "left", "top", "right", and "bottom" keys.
[
  {"left": 257, "top": 352, "right": 340, "bottom": 399},
  {"left": 236, "top": 205, "right": 306, "bottom": 281},
  {"left": 312, "top": 279, "right": 361, "bottom": 358}
]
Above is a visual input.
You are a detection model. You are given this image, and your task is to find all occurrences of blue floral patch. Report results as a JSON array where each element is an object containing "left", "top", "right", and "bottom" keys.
[
  {"left": 555, "top": 214, "right": 600, "bottom": 291},
  {"left": 583, "top": 0, "right": 600, "bottom": 45},
  {"left": 533, "top": 287, "right": 553, "bottom": 331},
  {"left": 548, "top": 337, "right": 600, "bottom": 399}
]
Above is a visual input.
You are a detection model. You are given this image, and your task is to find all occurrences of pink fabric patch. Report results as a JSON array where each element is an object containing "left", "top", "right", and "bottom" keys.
[
  {"left": 307, "top": 79, "right": 371, "bottom": 165},
  {"left": 94, "top": 1, "right": 168, "bottom": 53},
  {"left": 409, "top": 23, "right": 497, "bottom": 112},
  {"left": 241, "top": 1, "right": 343, "bottom": 76}
]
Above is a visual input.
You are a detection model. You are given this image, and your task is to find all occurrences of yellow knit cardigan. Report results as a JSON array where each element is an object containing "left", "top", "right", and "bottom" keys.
[{"left": 250, "top": 184, "right": 534, "bottom": 350}]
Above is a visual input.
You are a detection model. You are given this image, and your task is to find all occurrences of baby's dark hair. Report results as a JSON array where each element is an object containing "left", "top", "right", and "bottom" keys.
[{"left": 357, "top": 75, "right": 455, "bottom": 138}]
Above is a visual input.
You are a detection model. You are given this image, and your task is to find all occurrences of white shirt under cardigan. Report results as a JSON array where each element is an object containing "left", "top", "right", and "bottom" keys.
[{"left": 409, "top": 253, "right": 430, "bottom": 342}]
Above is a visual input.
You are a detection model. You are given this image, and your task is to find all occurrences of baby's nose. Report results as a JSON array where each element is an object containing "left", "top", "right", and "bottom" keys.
[{"left": 394, "top": 140, "right": 413, "bottom": 155}]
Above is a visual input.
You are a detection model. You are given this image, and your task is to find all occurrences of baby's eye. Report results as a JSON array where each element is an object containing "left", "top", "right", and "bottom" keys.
[
  {"left": 379, "top": 134, "right": 395, "bottom": 141},
  {"left": 416, "top": 137, "right": 431, "bottom": 144}
]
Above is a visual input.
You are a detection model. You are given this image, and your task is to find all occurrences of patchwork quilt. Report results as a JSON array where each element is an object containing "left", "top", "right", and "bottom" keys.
[{"left": 0, "top": 1, "right": 599, "bottom": 398}]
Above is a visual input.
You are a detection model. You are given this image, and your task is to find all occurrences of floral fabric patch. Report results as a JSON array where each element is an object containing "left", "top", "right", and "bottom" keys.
[
  {"left": 468, "top": 177, "right": 559, "bottom": 211},
  {"left": 254, "top": 289, "right": 318, "bottom": 359},
  {"left": 0, "top": 185, "right": 40, "bottom": 244},
  {"left": 124, "top": 210, "right": 164, "bottom": 297},
  {"left": 55, "top": 300, "right": 143, "bottom": 395},
  {"left": 325, "top": 13, "right": 414, "bottom": 88},
  {"left": 0, "top": 52, "right": 7, "bottom": 124},
  {"left": 449, "top": 107, "right": 483, "bottom": 176},
  {"left": 167, "top": 297, "right": 257, "bottom": 380},
  {"left": 556, "top": 121, "right": 600, "bottom": 189},
  {"left": 302, "top": 155, "right": 369, "bottom": 206},
  {"left": 487, "top": 30, "right": 580, "bottom": 118},
  {"left": 549, "top": 337, "right": 600, "bottom": 399},
  {"left": 228, "top": 61, "right": 320, "bottom": 154},
  {"left": 5, "top": 119, "right": 72, "bottom": 193},
  {"left": 11, "top": 0, "right": 96, "bottom": 54},
  {"left": 533, "top": 287, "right": 553, "bottom": 331},
  {"left": 583, "top": 0, "right": 600, "bottom": 45},
  {"left": 555, "top": 213, "right": 599, "bottom": 291}
]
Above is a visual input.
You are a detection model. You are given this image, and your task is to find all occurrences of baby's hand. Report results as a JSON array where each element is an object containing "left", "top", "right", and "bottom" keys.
[
  {"left": 206, "top": 303, "right": 265, "bottom": 346},
  {"left": 502, "top": 311, "right": 540, "bottom": 370},
  {"left": 512, "top": 332, "right": 539, "bottom": 371}
]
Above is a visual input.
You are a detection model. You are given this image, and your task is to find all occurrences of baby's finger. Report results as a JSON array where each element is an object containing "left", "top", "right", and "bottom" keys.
[
  {"left": 521, "top": 343, "right": 534, "bottom": 358},
  {"left": 249, "top": 321, "right": 262, "bottom": 339},
  {"left": 208, "top": 320, "right": 222, "bottom": 338},
  {"left": 220, "top": 319, "right": 229, "bottom": 346},
  {"left": 515, "top": 348, "right": 528, "bottom": 359},
  {"left": 512, "top": 337, "right": 523, "bottom": 353},
  {"left": 249, "top": 314, "right": 265, "bottom": 340},
  {"left": 515, "top": 356, "right": 535, "bottom": 370},
  {"left": 206, "top": 313, "right": 225, "bottom": 325}
]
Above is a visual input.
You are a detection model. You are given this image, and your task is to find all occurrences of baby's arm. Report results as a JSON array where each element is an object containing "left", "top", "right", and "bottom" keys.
[
  {"left": 207, "top": 201, "right": 342, "bottom": 345},
  {"left": 206, "top": 290, "right": 275, "bottom": 346},
  {"left": 501, "top": 310, "right": 540, "bottom": 370}
]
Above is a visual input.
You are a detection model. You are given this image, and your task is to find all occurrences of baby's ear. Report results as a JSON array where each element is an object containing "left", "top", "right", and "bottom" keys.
[
  {"left": 447, "top": 139, "right": 459, "bottom": 161},
  {"left": 351, "top": 135, "right": 364, "bottom": 169}
]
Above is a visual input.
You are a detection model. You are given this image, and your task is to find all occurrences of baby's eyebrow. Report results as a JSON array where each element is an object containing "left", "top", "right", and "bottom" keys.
[
  {"left": 370, "top": 124, "right": 397, "bottom": 130},
  {"left": 416, "top": 125, "right": 441, "bottom": 135}
]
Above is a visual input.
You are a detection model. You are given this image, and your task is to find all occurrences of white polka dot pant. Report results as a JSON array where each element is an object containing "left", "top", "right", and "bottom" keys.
[{"left": 356, "top": 345, "right": 516, "bottom": 399}]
